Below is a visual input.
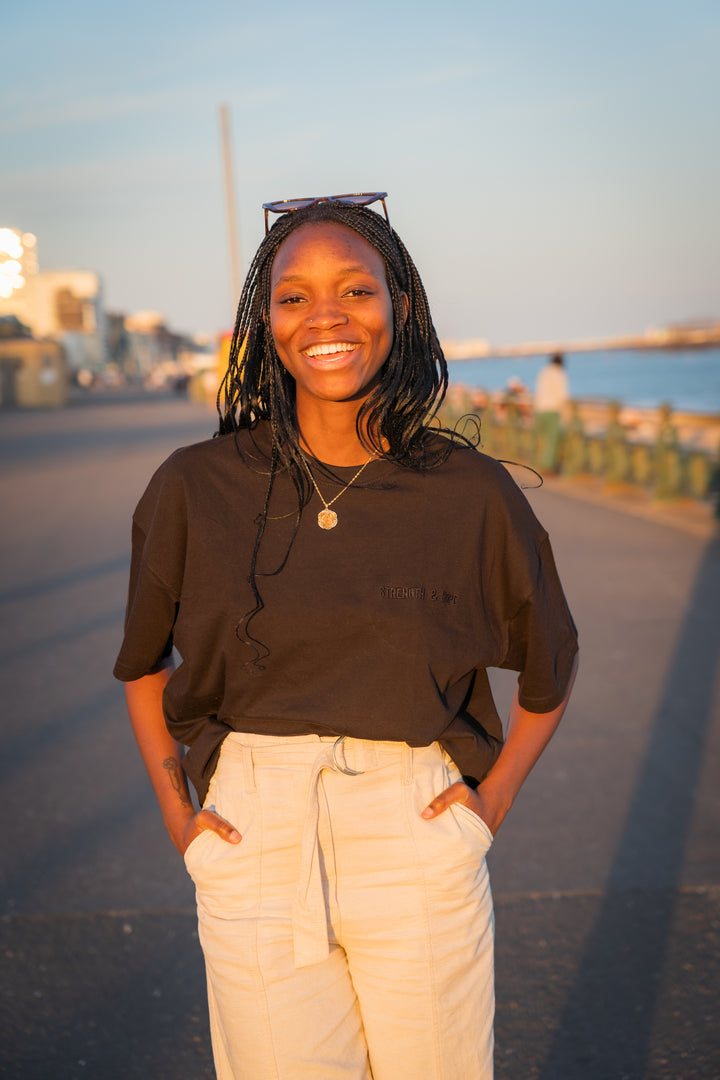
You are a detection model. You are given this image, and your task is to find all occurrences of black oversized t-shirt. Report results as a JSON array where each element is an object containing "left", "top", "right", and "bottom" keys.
[{"left": 114, "top": 423, "right": 578, "bottom": 801}]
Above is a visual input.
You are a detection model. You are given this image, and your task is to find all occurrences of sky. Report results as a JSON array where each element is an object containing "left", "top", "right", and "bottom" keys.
[{"left": 2, "top": 0, "right": 719, "bottom": 345}]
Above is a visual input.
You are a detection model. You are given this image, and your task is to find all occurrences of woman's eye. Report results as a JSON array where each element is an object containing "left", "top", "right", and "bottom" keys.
[
  {"left": 279, "top": 294, "right": 305, "bottom": 305},
  {"left": 345, "top": 287, "right": 372, "bottom": 298}
]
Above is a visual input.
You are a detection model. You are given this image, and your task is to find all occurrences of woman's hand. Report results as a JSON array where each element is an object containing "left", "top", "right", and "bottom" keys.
[
  {"left": 422, "top": 653, "right": 579, "bottom": 839},
  {"left": 421, "top": 780, "right": 508, "bottom": 836},
  {"left": 177, "top": 807, "right": 242, "bottom": 857}
]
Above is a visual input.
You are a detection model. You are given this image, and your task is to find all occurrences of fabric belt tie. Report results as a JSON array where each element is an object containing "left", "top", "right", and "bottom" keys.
[{"left": 291, "top": 737, "right": 363, "bottom": 968}]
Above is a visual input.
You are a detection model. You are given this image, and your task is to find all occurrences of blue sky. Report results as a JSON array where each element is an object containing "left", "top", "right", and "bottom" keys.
[{"left": 2, "top": 0, "right": 719, "bottom": 343}]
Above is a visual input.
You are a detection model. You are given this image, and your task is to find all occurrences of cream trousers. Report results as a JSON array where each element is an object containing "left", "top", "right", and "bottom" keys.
[{"left": 183, "top": 733, "right": 495, "bottom": 1080}]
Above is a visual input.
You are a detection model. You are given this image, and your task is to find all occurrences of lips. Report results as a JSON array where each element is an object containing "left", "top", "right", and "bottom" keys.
[{"left": 303, "top": 342, "right": 359, "bottom": 359}]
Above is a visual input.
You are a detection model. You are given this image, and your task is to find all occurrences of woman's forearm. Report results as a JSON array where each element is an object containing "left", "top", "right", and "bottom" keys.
[
  {"left": 476, "top": 652, "right": 578, "bottom": 830},
  {"left": 124, "top": 666, "right": 241, "bottom": 855},
  {"left": 124, "top": 666, "right": 196, "bottom": 852}
]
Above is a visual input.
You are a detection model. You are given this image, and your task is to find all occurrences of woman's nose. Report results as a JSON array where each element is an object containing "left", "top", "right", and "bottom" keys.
[{"left": 305, "top": 300, "right": 348, "bottom": 329}]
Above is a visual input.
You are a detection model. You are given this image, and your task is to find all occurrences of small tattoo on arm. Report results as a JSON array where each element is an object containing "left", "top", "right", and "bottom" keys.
[{"left": 163, "top": 757, "right": 192, "bottom": 808}]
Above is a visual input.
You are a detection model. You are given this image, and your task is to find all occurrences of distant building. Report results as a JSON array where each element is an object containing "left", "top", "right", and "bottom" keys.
[
  {"left": 0, "top": 315, "right": 69, "bottom": 409},
  {"left": 644, "top": 319, "right": 720, "bottom": 347},
  {"left": 119, "top": 310, "right": 189, "bottom": 383},
  {"left": 9, "top": 269, "right": 107, "bottom": 371},
  {"left": 0, "top": 228, "right": 107, "bottom": 371}
]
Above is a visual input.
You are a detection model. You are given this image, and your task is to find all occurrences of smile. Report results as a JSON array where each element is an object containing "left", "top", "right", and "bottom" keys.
[{"left": 303, "top": 342, "right": 359, "bottom": 359}]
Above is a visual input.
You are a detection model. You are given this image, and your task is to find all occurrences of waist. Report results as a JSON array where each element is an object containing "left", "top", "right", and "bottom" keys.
[{"left": 221, "top": 731, "right": 433, "bottom": 774}]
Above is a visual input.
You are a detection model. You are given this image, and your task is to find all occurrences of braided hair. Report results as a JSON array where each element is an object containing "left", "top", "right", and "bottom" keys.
[
  {"left": 217, "top": 201, "right": 449, "bottom": 477},
  {"left": 218, "top": 202, "right": 455, "bottom": 668}
]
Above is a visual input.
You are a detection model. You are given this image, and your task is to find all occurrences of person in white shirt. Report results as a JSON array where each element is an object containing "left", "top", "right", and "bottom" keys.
[{"left": 534, "top": 353, "right": 569, "bottom": 472}]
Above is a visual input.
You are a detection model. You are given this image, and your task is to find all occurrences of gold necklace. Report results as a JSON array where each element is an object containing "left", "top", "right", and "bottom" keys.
[{"left": 301, "top": 453, "right": 374, "bottom": 530}]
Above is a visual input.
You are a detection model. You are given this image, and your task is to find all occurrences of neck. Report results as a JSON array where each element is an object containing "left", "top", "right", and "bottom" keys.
[{"left": 296, "top": 399, "right": 374, "bottom": 466}]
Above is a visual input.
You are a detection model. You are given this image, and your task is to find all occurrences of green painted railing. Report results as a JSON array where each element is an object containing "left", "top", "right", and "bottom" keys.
[{"left": 439, "top": 396, "right": 720, "bottom": 510}]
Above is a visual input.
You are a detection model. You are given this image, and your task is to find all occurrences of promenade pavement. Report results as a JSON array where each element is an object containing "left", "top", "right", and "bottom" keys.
[{"left": 1, "top": 394, "right": 718, "bottom": 1080}]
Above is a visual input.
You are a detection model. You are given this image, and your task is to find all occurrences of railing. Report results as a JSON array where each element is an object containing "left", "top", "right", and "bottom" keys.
[{"left": 438, "top": 394, "right": 720, "bottom": 511}]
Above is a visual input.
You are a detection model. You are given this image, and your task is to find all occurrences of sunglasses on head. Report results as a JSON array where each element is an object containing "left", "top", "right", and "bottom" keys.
[{"left": 262, "top": 192, "right": 390, "bottom": 234}]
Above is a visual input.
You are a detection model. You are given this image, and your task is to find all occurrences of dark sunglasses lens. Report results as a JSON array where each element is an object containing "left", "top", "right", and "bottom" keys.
[
  {"left": 336, "top": 194, "right": 383, "bottom": 207},
  {"left": 265, "top": 199, "right": 317, "bottom": 212}
]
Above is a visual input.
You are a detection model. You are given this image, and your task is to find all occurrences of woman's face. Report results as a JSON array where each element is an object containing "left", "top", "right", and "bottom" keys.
[{"left": 269, "top": 222, "right": 395, "bottom": 410}]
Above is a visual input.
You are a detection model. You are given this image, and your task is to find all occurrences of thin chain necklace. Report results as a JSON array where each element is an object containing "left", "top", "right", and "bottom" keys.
[{"left": 300, "top": 453, "right": 374, "bottom": 530}]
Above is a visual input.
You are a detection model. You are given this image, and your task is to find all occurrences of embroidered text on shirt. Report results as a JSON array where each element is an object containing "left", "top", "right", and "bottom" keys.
[{"left": 380, "top": 585, "right": 426, "bottom": 600}]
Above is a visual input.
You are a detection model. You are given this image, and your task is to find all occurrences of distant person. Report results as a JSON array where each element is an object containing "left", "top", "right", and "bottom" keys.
[
  {"left": 115, "top": 193, "right": 578, "bottom": 1079},
  {"left": 534, "top": 352, "right": 570, "bottom": 472},
  {"left": 506, "top": 375, "right": 525, "bottom": 396}
]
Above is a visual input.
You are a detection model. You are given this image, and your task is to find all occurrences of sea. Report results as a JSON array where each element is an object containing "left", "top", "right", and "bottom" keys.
[{"left": 447, "top": 346, "right": 720, "bottom": 415}]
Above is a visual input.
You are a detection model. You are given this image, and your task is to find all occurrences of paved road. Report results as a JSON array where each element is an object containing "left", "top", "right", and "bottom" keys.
[{"left": 1, "top": 395, "right": 718, "bottom": 1080}]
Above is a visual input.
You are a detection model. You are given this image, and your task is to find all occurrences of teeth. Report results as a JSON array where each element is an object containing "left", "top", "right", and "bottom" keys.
[{"left": 305, "top": 342, "right": 357, "bottom": 358}]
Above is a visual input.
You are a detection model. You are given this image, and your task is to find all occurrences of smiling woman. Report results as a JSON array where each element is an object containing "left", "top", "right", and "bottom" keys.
[{"left": 114, "top": 194, "right": 578, "bottom": 1080}]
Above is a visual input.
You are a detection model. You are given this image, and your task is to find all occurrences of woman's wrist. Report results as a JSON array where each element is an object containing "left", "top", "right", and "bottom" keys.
[
  {"left": 165, "top": 813, "right": 195, "bottom": 851},
  {"left": 471, "top": 779, "right": 514, "bottom": 835}
]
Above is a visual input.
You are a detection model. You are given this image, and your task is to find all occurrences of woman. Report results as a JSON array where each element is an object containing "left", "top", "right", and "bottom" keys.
[{"left": 115, "top": 193, "right": 578, "bottom": 1080}]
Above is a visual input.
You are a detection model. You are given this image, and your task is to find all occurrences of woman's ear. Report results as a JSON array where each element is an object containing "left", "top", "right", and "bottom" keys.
[{"left": 400, "top": 292, "right": 409, "bottom": 325}]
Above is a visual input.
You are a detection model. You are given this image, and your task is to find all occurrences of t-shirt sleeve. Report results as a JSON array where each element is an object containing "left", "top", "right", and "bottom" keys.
[
  {"left": 499, "top": 532, "right": 578, "bottom": 712},
  {"left": 113, "top": 457, "right": 187, "bottom": 682},
  {"left": 479, "top": 459, "right": 578, "bottom": 711}
]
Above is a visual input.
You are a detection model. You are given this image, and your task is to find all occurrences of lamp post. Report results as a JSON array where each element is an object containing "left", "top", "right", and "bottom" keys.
[{"left": 218, "top": 104, "right": 241, "bottom": 317}]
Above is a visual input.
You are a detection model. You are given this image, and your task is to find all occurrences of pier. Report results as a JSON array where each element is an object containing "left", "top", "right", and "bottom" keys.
[{"left": 441, "top": 324, "right": 720, "bottom": 360}]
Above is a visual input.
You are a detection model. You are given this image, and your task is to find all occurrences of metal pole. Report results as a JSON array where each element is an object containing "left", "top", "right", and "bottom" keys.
[{"left": 219, "top": 103, "right": 241, "bottom": 311}]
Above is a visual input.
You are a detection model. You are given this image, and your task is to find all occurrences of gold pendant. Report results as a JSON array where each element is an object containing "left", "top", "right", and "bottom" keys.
[{"left": 318, "top": 508, "right": 338, "bottom": 530}]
